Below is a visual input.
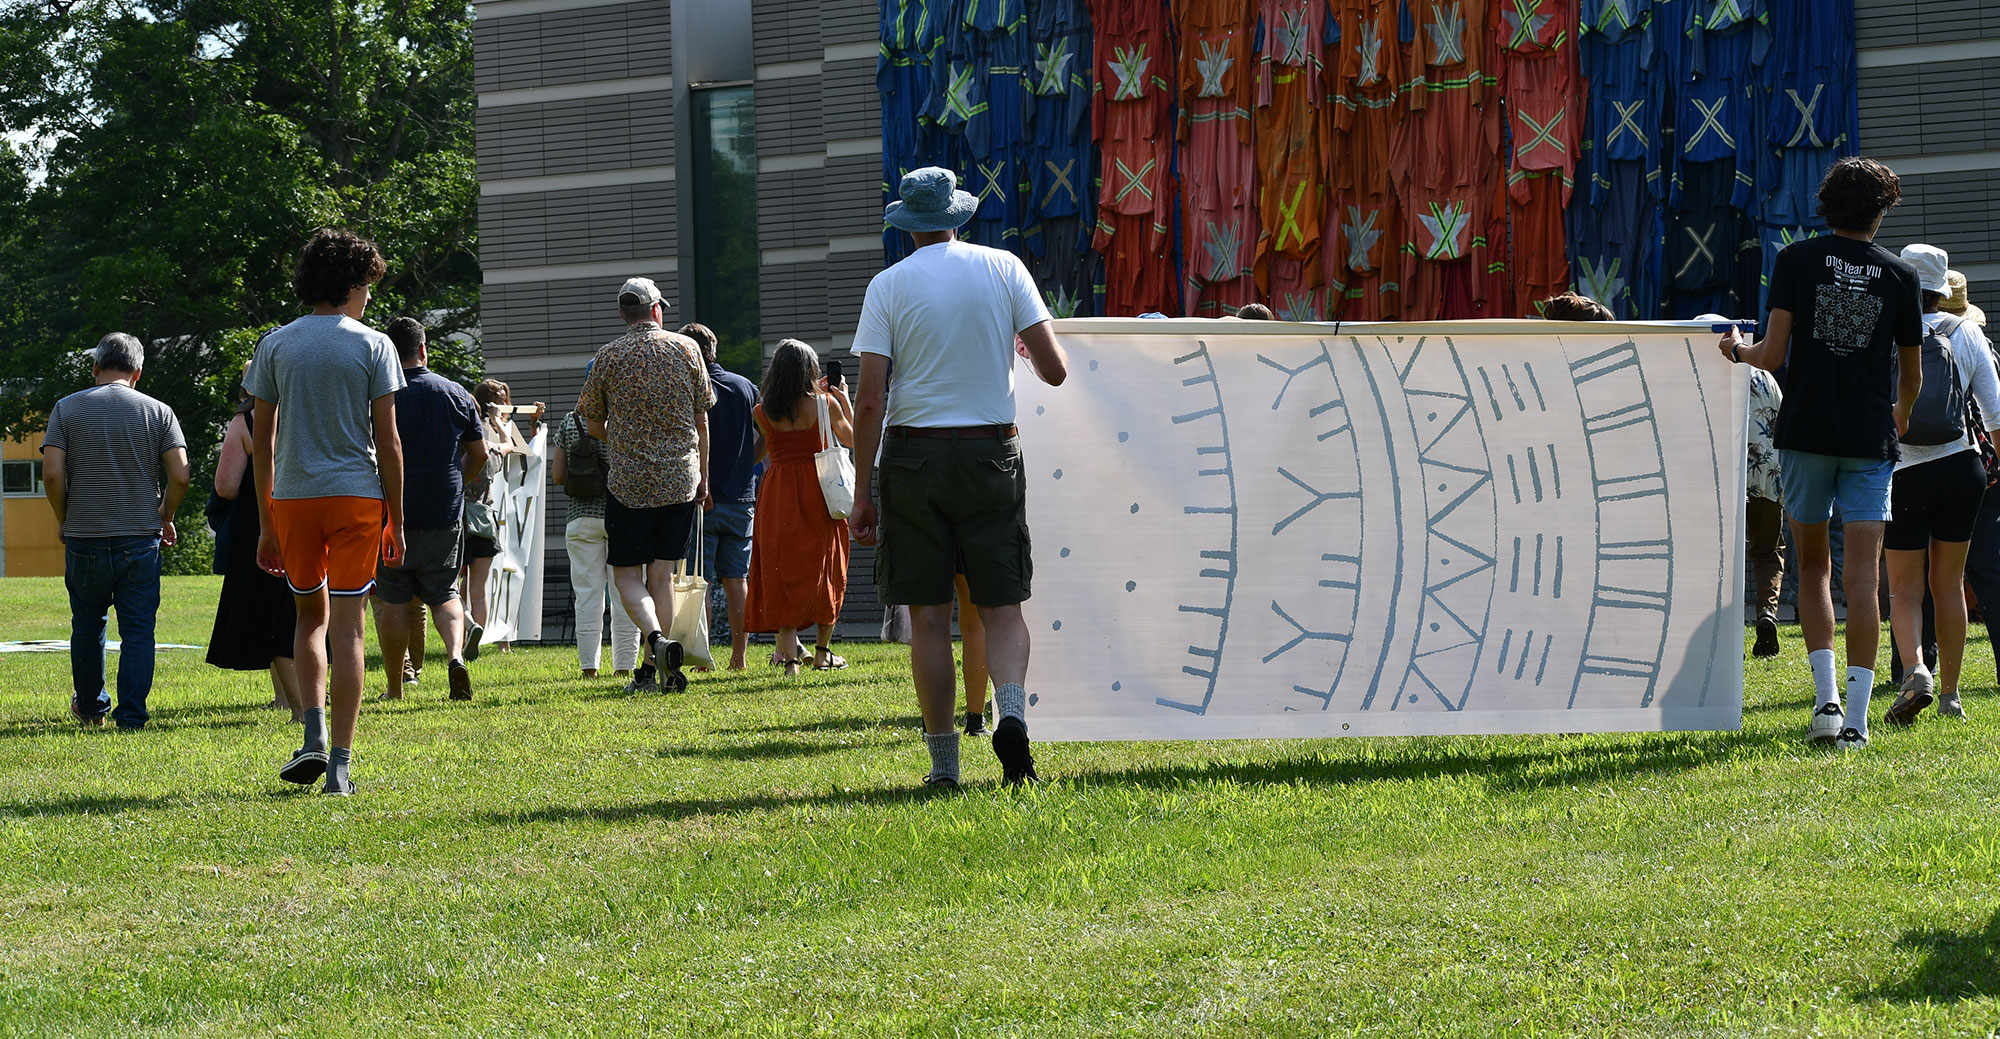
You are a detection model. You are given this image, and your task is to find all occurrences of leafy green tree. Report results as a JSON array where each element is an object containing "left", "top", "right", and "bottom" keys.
[{"left": 0, "top": 0, "right": 481, "bottom": 569}]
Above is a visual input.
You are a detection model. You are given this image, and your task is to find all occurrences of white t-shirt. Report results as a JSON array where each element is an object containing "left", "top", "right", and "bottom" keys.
[
  {"left": 852, "top": 240, "right": 1052, "bottom": 427},
  {"left": 1896, "top": 312, "right": 2000, "bottom": 471}
]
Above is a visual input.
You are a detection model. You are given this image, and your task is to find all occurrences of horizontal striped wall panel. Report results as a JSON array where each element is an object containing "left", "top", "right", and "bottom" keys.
[
  {"left": 1854, "top": 0, "right": 2000, "bottom": 50},
  {"left": 755, "top": 76, "right": 826, "bottom": 154},
  {"left": 820, "top": 59, "right": 880, "bottom": 141},
  {"left": 483, "top": 276, "right": 682, "bottom": 359},
  {"left": 1857, "top": 61, "right": 2000, "bottom": 156},
  {"left": 821, "top": 3, "right": 875, "bottom": 46},
  {"left": 1876, "top": 169, "right": 2000, "bottom": 270},
  {"left": 474, "top": 3, "right": 673, "bottom": 93},
  {"left": 751, "top": 0, "right": 820, "bottom": 65},
  {"left": 760, "top": 261, "right": 832, "bottom": 344},
  {"left": 476, "top": 93, "right": 676, "bottom": 180},
  {"left": 824, "top": 154, "right": 885, "bottom": 238},
  {"left": 826, "top": 256, "right": 877, "bottom": 333},
  {"left": 479, "top": 183, "right": 680, "bottom": 268},
  {"left": 756, "top": 168, "right": 829, "bottom": 246}
]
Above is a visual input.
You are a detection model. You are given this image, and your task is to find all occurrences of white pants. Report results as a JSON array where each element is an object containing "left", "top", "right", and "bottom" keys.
[{"left": 567, "top": 517, "right": 641, "bottom": 671}]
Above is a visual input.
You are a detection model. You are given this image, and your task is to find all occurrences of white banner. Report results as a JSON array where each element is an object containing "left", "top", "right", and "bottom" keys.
[
  {"left": 1017, "top": 319, "right": 1748, "bottom": 740},
  {"left": 481, "top": 428, "right": 546, "bottom": 644}
]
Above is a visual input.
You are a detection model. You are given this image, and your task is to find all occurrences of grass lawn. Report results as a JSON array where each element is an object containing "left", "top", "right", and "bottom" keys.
[{"left": 1, "top": 576, "right": 1997, "bottom": 1037}]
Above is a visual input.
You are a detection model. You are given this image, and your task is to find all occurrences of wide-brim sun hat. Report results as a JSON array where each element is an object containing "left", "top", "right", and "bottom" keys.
[
  {"left": 885, "top": 166, "right": 977, "bottom": 233},
  {"left": 1942, "top": 270, "right": 1971, "bottom": 316}
]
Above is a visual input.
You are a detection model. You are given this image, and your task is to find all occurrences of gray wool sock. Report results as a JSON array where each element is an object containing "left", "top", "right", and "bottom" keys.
[
  {"left": 325, "top": 746, "right": 353, "bottom": 792},
  {"left": 994, "top": 683, "right": 1027, "bottom": 723},
  {"left": 301, "top": 708, "right": 327, "bottom": 754},
  {"left": 924, "top": 731, "right": 961, "bottom": 783}
]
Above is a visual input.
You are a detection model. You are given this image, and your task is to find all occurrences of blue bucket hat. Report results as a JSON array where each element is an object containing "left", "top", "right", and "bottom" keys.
[{"left": 885, "top": 166, "right": 978, "bottom": 233}]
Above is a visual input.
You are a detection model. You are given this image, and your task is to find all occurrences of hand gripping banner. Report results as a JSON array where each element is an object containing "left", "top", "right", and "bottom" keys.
[{"left": 1016, "top": 319, "right": 1749, "bottom": 740}]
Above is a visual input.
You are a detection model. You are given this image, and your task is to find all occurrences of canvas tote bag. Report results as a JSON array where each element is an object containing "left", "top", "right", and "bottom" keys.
[
  {"left": 667, "top": 507, "right": 716, "bottom": 671},
  {"left": 815, "top": 393, "right": 855, "bottom": 519}
]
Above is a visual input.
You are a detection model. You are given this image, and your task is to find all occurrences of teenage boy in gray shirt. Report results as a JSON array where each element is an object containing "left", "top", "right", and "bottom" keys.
[{"left": 247, "top": 228, "right": 405, "bottom": 795}]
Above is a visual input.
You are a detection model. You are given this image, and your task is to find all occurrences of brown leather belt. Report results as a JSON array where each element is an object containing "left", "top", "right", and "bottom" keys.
[{"left": 885, "top": 424, "right": 1018, "bottom": 440}]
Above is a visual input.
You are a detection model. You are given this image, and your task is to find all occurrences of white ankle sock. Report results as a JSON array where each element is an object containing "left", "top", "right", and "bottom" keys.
[
  {"left": 1808, "top": 649, "right": 1838, "bottom": 708},
  {"left": 1846, "top": 667, "right": 1875, "bottom": 735}
]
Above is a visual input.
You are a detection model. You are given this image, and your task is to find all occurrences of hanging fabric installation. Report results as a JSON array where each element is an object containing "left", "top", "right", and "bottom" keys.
[{"left": 875, "top": 0, "right": 1859, "bottom": 323}]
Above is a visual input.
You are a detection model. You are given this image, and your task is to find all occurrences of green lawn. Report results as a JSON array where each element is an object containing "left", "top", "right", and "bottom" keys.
[{"left": 1, "top": 576, "right": 1996, "bottom": 1037}]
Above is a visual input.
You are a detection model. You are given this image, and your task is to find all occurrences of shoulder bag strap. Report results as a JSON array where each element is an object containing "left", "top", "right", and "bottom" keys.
[{"left": 816, "top": 392, "right": 834, "bottom": 452}]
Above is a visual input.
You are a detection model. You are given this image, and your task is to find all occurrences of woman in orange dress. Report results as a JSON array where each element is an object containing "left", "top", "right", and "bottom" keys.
[{"left": 746, "top": 339, "right": 854, "bottom": 676}]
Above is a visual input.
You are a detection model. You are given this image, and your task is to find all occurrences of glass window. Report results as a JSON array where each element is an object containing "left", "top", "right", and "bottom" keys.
[
  {"left": 2, "top": 459, "right": 42, "bottom": 496},
  {"left": 690, "top": 84, "right": 760, "bottom": 379}
]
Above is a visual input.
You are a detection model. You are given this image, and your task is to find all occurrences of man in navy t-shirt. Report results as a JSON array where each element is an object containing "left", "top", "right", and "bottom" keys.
[
  {"left": 680, "top": 322, "right": 761, "bottom": 671},
  {"left": 374, "top": 316, "right": 488, "bottom": 702}
]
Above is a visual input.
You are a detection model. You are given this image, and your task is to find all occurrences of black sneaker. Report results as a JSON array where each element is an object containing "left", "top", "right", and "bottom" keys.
[
  {"left": 992, "top": 715, "right": 1039, "bottom": 785},
  {"left": 651, "top": 633, "right": 686, "bottom": 693},
  {"left": 464, "top": 622, "right": 483, "bottom": 662},
  {"left": 921, "top": 773, "right": 960, "bottom": 789},
  {"left": 626, "top": 664, "right": 658, "bottom": 693},
  {"left": 447, "top": 661, "right": 473, "bottom": 702},
  {"left": 1752, "top": 618, "right": 1780, "bottom": 658},
  {"left": 322, "top": 772, "right": 357, "bottom": 796},
  {"left": 964, "top": 713, "right": 990, "bottom": 738},
  {"left": 280, "top": 748, "right": 328, "bottom": 785}
]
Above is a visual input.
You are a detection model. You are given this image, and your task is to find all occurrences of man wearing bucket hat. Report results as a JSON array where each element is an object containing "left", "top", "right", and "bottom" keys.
[
  {"left": 849, "top": 166, "right": 1070, "bottom": 787},
  {"left": 577, "top": 276, "right": 714, "bottom": 694}
]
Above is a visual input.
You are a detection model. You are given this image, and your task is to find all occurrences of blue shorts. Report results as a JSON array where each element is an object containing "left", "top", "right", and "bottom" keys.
[
  {"left": 702, "top": 500, "right": 753, "bottom": 580},
  {"left": 1779, "top": 450, "right": 1894, "bottom": 525}
]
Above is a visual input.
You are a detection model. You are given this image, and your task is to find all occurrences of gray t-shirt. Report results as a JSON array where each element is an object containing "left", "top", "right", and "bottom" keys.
[
  {"left": 245, "top": 314, "right": 405, "bottom": 500},
  {"left": 42, "top": 383, "right": 187, "bottom": 539}
]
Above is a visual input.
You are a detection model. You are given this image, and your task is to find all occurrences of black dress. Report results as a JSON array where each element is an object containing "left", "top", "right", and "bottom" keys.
[{"left": 206, "top": 413, "right": 298, "bottom": 670}]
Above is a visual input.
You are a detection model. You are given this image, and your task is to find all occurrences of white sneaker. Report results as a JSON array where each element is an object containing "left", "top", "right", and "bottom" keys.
[
  {"left": 1808, "top": 702, "right": 1845, "bottom": 743},
  {"left": 1835, "top": 726, "right": 1869, "bottom": 753}
]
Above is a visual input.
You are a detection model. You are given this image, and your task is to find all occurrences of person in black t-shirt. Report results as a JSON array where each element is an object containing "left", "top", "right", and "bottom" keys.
[{"left": 1719, "top": 157, "right": 1924, "bottom": 753}]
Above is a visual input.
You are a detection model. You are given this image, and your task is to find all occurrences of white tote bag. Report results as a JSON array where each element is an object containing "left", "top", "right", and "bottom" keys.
[
  {"left": 666, "top": 508, "right": 716, "bottom": 670},
  {"left": 814, "top": 393, "right": 855, "bottom": 520}
]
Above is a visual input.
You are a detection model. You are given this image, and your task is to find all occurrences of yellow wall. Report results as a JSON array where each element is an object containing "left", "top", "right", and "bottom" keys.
[{"left": 4, "top": 435, "right": 62, "bottom": 577}]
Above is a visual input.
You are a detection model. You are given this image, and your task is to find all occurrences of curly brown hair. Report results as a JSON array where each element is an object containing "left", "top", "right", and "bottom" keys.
[
  {"left": 1816, "top": 157, "right": 1901, "bottom": 234},
  {"left": 293, "top": 227, "right": 387, "bottom": 306}
]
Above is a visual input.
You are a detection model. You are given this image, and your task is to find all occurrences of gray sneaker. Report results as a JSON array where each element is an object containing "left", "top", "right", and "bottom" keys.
[{"left": 1937, "top": 692, "right": 1967, "bottom": 719}]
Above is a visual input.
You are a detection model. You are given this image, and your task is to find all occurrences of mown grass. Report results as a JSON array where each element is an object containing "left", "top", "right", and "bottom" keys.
[{"left": 0, "top": 576, "right": 1997, "bottom": 1037}]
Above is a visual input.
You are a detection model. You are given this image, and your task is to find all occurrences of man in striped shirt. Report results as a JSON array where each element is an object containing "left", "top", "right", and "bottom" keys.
[{"left": 41, "top": 332, "right": 191, "bottom": 729}]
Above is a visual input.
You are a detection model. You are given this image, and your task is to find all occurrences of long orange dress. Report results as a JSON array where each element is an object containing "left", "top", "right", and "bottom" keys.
[{"left": 744, "top": 404, "right": 851, "bottom": 632}]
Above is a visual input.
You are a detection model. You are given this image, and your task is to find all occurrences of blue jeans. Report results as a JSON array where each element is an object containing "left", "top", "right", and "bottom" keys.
[{"left": 65, "top": 535, "right": 163, "bottom": 728}]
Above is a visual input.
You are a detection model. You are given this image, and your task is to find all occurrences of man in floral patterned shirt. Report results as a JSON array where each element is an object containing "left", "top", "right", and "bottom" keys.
[
  {"left": 577, "top": 276, "right": 715, "bottom": 693},
  {"left": 1746, "top": 366, "right": 1785, "bottom": 658}
]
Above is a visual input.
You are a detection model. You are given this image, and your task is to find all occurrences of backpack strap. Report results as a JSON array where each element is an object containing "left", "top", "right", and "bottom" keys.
[{"left": 1934, "top": 313, "right": 1966, "bottom": 341}]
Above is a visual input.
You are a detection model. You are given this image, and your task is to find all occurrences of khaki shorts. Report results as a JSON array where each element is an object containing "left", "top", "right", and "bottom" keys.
[{"left": 876, "top": 430, "right": 1032, "bottom": 607}]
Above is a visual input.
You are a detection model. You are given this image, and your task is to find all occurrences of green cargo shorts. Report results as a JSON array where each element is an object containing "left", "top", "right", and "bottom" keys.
[{"left": 876, "top": 429, "right": 1033, "bottom": 607}]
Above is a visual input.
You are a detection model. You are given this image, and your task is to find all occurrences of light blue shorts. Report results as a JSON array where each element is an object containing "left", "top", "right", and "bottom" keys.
[
  {"left": 1779, "top": 450, "right": 1894, "bottom": 525},
  {"left": 702, "top": 500, "right": 754, "bottom": 580}
]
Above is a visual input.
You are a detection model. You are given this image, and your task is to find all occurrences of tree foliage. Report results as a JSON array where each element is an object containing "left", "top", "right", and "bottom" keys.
[{"left": 0, "top": 0, "right": 481, "bottom": 566}]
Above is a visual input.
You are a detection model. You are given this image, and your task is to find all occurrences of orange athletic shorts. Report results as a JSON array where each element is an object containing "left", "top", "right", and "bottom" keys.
[{"left": 270, "top": 496, "right": 386, "bottom": 597}]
